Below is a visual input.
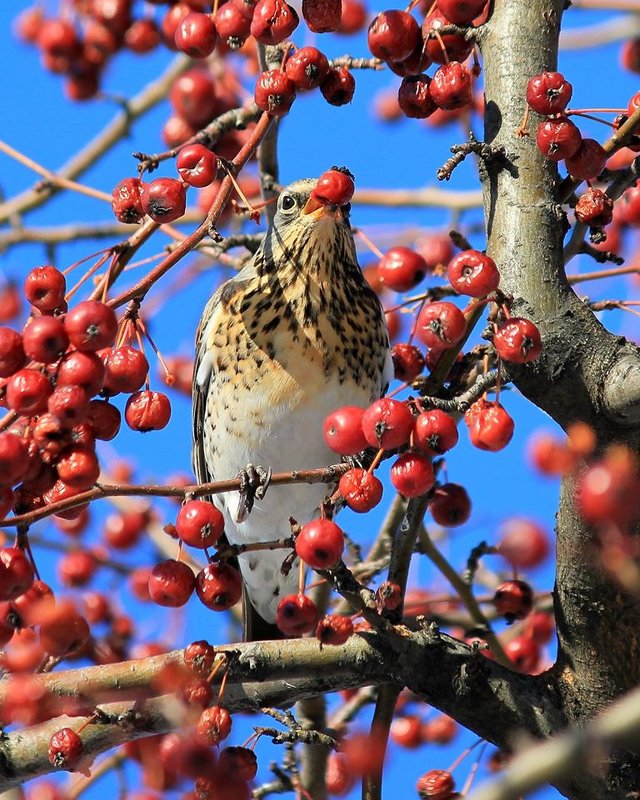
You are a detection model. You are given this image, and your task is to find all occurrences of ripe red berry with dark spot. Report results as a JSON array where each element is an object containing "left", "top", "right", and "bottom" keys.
[
  {"left": 57, "top": 350, "right": 105, "bottom": 396},
  {"left": 22, "top": 316, "right": 68, "bottom": 364},
  {"left": 377, "top": 247, "right": 428, "bottom": 292},
  {"left": 498, "top": 517, "right": 550, "bottom": 568},
  {"left": 575, "top": 187, "right": 614, "bottom": 227},
  {"left": 536, "top": 117, "right": 582, "bottom": 161},
  {"left": 493, "top": 317, "right": 543, "bottom": 364},
  {"left": 175, "top": 12, "right": 217, "bottom": 58},
  {"left": 111, "top": 177, "right": 145, "bottom": 224},
  {"left": 316, "top": 613, "right": 354, "bottom": 645},
  {"left": 414, "top": 409, "right": 459, "bottom": 456},
  {"left": 390, "top": 715, "right": 422, "bottom": 748},
  {"left": 169, "top": 69, "right": 218, "bottom": 129},
  {"left": 416, "top": 301, "right": 467, "bottom": 349},
  {"left": 219, "top": 747, "right": 258, "bottom": 781},
  {"left": 250, "top": 0, "right": 299, "bottom": 44},
  {"left": 254, "top": 69, "right": 296, "bottom": 116},
  {"left": 140, "top": 178, "right": 187, "bottom": 224},
  {"left": 285, "top": 48, "right": 331, "bottom": 90},
  {"left": 215, "top": 3, "right": 251, "bottom": 48},
  {"left": 423, "top": 10, "right": 473, "bottom": 64},
  {"left": 436, "top": 0, "right": 487, "bottom": 24},
  {"left": 398, "top": 74, "right": 436, "bottom": 119},
  {"left": 312, "top": 168, "right": 355, "bottom": 205},
  {"left": 296, "top": 519, "right": 344, "bottom": 569},
  {"left": 24, "top": 266, "right": 66, "bottom": 313},
  {"left": 391, "top": 343, "right": 425, "bottom": 383},
  {"left": 505, "top": 635, "right": 540, "bottom": 673},
  {"left": 0, "top": 328, "right": 26, "bottom": 377},
  {"left": 302, "top": 0, "right": 342, "bottom": 31},
  {"left": 465, "top": 399, "right": 514, "bottom": 452},
  {"left": 48, "top": 727, "right": 84, "bottom": 770},
  {"left": 339, "top": 468, "right": 383, "bottom": 512},
  {"left": 320, "top": 67, "right": 356, "bottom": 106},
  {"left": 447, "top": 249, "right": 499, "bottom": 297},
  {"left": 195, "top": 705, "right": 232, "bottom": 745},
  {"left": 125, "top": 390, "right": 172, "bottom": 432},
  {"left": 6, "top": 368, "right": 52, "bottom": 415},
  {"left": 148, "top": 559, "right": 196, "bottom": 607},
  {"left": 176, "top": 499, "right": 225, "bottom": 548},
  {"left": 368, "top": 10, "right": 420, "bottom": 62},
  {"left": 0, "top": 548, "right": 34, "bottom": 601},
  {"left": 416, "top": 768, "right": 455, "bottom": 799},
  {"left": 429, "top": 482, "right": 471, "bottom": 527},
  {"left": 184, "top": 639, "right": 217, "bottom": 674},
  {"left": 390, "top": 452, "right": 435, "bottom": 497},
  {"left": 526, "top": 71, "right": 572, "bottom": 115},
  {"left": 324, "top": 406, "right": 368, "bottom": 455},
  {"left": 196, "top": 562, "right": 242, "bottom": 610},
  {"left": 276, "top": 593, "right": 318, "bottom": 635},
  {"left": 376, "top": 580, "right": 402, "bottom": 610},
  {"left": 565, "top": 138, "right": 607, "bottom": 181},
  {"left": 493, "top": 579, "right": 533, "bottom": 622},
  {"left": 176, "top": 144, "right": 218, "bottom": 188},
  {"left": 103, "top": 346, "right": 149, "bottom": 394},
  {"left": 64, "top": 301, "right": 118, "bottom": 353},
  {"left": 429, "top": 61, "right": 472, "bottom": 110},
  {"left": 361, "top": 398, "right": 414, "bottom": 450},
  {"left": 86, "top": 399, "right": 121, "bottom": 440}
]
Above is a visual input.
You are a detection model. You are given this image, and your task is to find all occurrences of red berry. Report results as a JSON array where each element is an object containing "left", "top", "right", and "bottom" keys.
[
  {"left": 416, "top": 768, "right": 455, "bottom": 799},
  {"left": 219, "top": 747, "right": 258, "bottom": 781},
  {"left": 296, "top": 519, "right": 344, "bottom": 569},
  {"left": 390, "top": 715, "right": 422, "bottom": 749},
  {"left": 536, "top": 117, "right": 582, "bottom": 161},
  {"left": 339, "top": 468, "right": 383, "bottom": 512},
  {"left": 498, "top": 517, "right": 550, "bottom": 568},
  {"left": 169, "top": 69, "right": 218, "bottom": 129},
  {"left": 57, "top": 350, "right": 105, "bottom": 396},
  {"left": 250, "top": 0, "right": 299, "bottom": 44},
  {"left": 148, "top": 559, "right": 196, "bottom": 607},
  {"left": 0, "top": 548, "right": 34, "bottom": 601},
  {"left": 0, "top": 328, "right": 26, "bottom": 377},
  {"left": 312, "top": 168, "right": 355, "bottom": 205},
  {"left": 429, "top": 483, "right": 471, "bottom": 527},
  {"left": 255, "top": 69, "right": 296, "bottom": 116},
  {"left": 390, "top": 452, "right": 435, "bottom": 497},
  {"left": 24, "top": 266, "right": 66, "bottom": 313},
  {"left": 493, "top": 579, "right": 533, "bottom": 622},
  {"left": 276, "top": 593, "right": 318, "bottom": 635},
  {"left": 175, "top": 12, "right": 217, "bottom": 58},
  {"left": 58, "top": 549, "right": 97, "bottom": 588},
  {"left": 493, "top": 317, "right": 542, "bottom": 363},
  {"left": 111, "top": 177, "right": 144, "bottom": 224},
  {"left": 38, "top": 18, "right": 81, "bottom": 58},
  {"left": 6, "top": 368, "right": 52, "bottom": 415},
  {"left": 316, "top": 614, "right": 354, "bottom": 645},
  {"left": 368, "top": 11, "right": 420, "bottom": 62},
  {"left": 323, "top": 406, "right": 368, "bottom": 455},
  {"left": 430, "top": 61, "right": 472, "bottom": 110},
  {"left": 388, "top": 42, "right": 431, "bottom": 77},
  {"left": 22, "top": 316, "right": 68, "bottom": 364},
  {"left": 618, "top": 186, "right": 640, "bottom": 225},
  {"left": 422, "top": 714, "right": 457, "bottom": 744},
  {"left": 447, "top": 249, "right": 499, "bottom": 297},
  {"left": 302, "top": 0, "right": 342, "bottom": 31},
  {"left": 103, "top": 346, "right": 149, "bottom": 394},
  {"left": 86, "top": 399, "right": 121, "bottom": 440},
  {"left": 215, "top": 3, "right": 251, "bottom": 47},
  {"left": 176, "top": 500, "right": 225, "bottom": 548},
  {"left": 565, "top": 138, "right": 607, "bottom": 181},
  {"left": 320, "top": 67, "right": 355, "bottom": 106},
  {"left": 56, "top": 447, "right": 100, "bottom": 491},
  {"left": 104, "top": 509, "right": 148, "bottom": 549},
  {"left": 526, "top": 71, "right": 572, "bottom": 116},
  {"left": 125, "top": 390, "right": 172, "bottom": 432},
  {"left": 48, "top": 727, "right": 84, "bottom": 770},
  {"left": 576, "top": 448, "right": 639, "bottom": 526},
  {"left": 416, "top": 301, "right": 467, "bottom": 349},
  {"left": 575, "top": 187, "right": 614, "bottom": 227},
  {"left": 505, "top": 635, "right": 540, "bottom": 673},
  {"left": 38, "top": 601, "right": 90, "bottom": 657},
  {"left": 326, "top": 752, "right": 354, "bottom": 795},
  {"left": 176, "top": 144, "right": 218, "bottom": 188},
  {"left": 195, "top": 705, "right": 232, "bottom": 745},
  {"left": 398, "top": 74, "right": 436, "bottom": 119},
  {"left": 361, "top": 398, "right": 414, "bottom": 450},
  {"left": 338, "top": 0, "right": 366, "bottom": 33},
  {"left": 159, "top": 731, "right": 216, "bottom": 778},
  {"left": 12, "top": 579, "right": 55, "bottom": 627},
  {"left": 377, "top": 247, "right": 428, "bottom": 292},
  {"left": 391, "top": 343, "right": 425, "bottom": 383},
  {"left": 414, "top": 409, "right": 458, "bottom": 456},
  {"left": 526, "top": 611, "right": 555, "bottom": 645},
  {"left": 64, "top": 301, "right": 118, "bottom": 352},
  {"left": 184, "top": 639, "right": 217, "bottom": 674},
  {"left": 423, "top": 9, "right": 473, "bottom": 64},
  {"left": 464, "top": 399, "right": 514, "bottom": 452},
  {"left": 140, "top": 178, "right": 187, "bottom": 223},
  {"left": 0, "top": 283, "right": 21, "bottom": 325},
  {"left": 196, "top": 562, "right": 242, "bottom": 610},
  {"left": 436, "top": 0, "right": 487, "bottom": 24},
  {"left": 126, "top": 18, "right": 162, "bottom": 53}
]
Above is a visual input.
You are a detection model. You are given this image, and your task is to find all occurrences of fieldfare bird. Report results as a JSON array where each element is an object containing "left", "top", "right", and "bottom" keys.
[{"left": 192, "top": 176, "right": 391, "bottom": 640}]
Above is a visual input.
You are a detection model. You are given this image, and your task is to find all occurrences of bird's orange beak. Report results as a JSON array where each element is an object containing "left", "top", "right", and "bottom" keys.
[{"left": 302, "top": 195, "right": 343, "bottom": 219}]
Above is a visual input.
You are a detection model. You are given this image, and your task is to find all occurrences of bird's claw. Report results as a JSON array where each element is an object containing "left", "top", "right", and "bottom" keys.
[{"left": 236, "top": 463, "right": 272, "bottom": 523}]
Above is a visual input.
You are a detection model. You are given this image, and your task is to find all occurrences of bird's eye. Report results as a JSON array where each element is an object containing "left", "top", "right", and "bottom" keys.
[{"left": 281, "top": 194, "right": 296, "bottom": 211}]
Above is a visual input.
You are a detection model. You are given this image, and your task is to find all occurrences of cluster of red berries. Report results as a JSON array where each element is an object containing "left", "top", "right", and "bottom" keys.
[
  {"left": 0, "top": 265, "right": 175, "bottom": 526},
  {"left": 365, "top": 1, "right": 488, "bottom": 121}
]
